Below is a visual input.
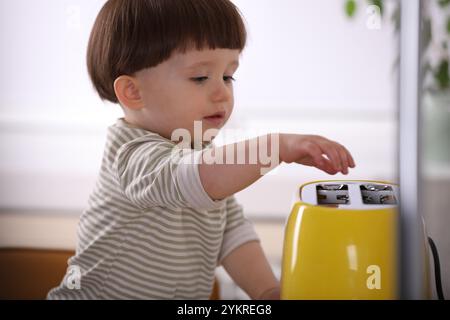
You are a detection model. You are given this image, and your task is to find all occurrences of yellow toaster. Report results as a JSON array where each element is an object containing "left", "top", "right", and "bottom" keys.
[{"left": 280, "top": 180, "right": 430, "bottom": 300}]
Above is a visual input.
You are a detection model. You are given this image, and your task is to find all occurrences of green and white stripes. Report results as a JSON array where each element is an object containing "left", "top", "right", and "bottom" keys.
[{"left": 47, "top": 119, "right": 259, "bottom": 300}]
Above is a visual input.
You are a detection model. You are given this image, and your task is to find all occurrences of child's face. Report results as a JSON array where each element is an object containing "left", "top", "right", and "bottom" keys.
[{"left": 133, "top": 48, "right": 240, "bottom": 142}]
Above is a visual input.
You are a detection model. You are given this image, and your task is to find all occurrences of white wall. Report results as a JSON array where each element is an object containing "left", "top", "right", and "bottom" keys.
[
  {"left": 232, "top": 0, "right": 398, "bottom": 113},
  {"left": 0, "top": 0, "right": 399, "bottom": 218}
]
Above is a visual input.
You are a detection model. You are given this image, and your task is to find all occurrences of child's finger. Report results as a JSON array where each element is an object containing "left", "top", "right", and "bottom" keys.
[
  {"left": 336, "top": 146, "right": 349, "bottom": 174},
  {"left": 319, "top": 143, "right": 341, "bottom": 172},
  {"left": 348, "top": 150, "right": 356, "bottom": 168},
  {"left": 306, "top": 143, "right": 328, "bottom": 167},
  {"left": 347, "top": 152, "right": 355, "bottom": 168},
  {"left": 341, "top": 145, "right": 356, "bottom": 168},
  {"left": 305, "top": 143, "right": 339, "bottom": 174},
  {"left": 320, "top": 158, "right": 339, "bottom": 175}
]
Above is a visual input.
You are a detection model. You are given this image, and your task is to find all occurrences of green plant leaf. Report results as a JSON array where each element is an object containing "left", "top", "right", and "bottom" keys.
[
  {"left": 422, "top": 18, "right": 432, "bottom": 52},
  {"left": 369, "top": 0, "right": 384, "bottom": 16},
  {"left": 434, "top": 59, "right": 450, "bottom": 90},
  {"left": 447, "top": 16, "right": 450, "bottom": 34},
  {"left": 438, "top": 0, "right": 450, "bottom": 7},
  {"left": 345, "top": 0, "right": 357, "bottom": 18}
]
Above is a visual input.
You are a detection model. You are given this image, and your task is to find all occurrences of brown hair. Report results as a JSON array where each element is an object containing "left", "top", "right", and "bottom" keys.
[{"left": 87, "top": 0, "right": 247, "bottom": 103}]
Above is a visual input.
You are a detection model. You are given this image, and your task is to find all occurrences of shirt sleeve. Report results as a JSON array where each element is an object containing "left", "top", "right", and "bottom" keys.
[
  {"left": 115, "top": 137, "right": 227, "bottom": 211},
  {"left": 217, "top": 196, "right": 260, "bottom": 264}
]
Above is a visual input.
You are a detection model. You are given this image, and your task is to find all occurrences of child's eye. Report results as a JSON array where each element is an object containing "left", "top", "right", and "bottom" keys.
[
  {"left": 191, "top": 77, "right": 208, "bottom": 83},
  {"left": 190, "top": 76, "right": 236, "bottom": 84},
  {"left": 223, "top": 76, "right": 236, "bottom": 83}
]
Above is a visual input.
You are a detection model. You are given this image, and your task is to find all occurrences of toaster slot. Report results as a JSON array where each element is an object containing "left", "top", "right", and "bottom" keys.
[
  {"left": 316, "top": 184, "right": 350, "bottom": 205},
  {"left": 360, "top": 184, "right": 397, "bottom": 205}
]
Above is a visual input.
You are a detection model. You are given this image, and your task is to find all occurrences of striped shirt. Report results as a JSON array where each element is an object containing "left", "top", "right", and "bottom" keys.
[{"left": 47, "top": 118, "right": 259, "bottom": 299}]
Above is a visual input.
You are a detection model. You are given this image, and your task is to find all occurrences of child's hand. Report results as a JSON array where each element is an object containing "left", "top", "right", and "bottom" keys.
[{"left": 279, "top": 133, "right": 356, "bottom": 175}]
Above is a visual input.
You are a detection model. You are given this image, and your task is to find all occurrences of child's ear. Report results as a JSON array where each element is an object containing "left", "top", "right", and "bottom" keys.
[{"left": 113, "top": 76, "right": 144, "bottom": 110}]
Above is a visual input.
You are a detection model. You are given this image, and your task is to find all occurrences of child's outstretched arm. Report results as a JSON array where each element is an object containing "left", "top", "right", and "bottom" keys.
[
  {"left": 201, "top": 133, "right": 355, "bottom": 299},
  {"left": 199, "top": 133, "right": 356, "bottom": 200},
  {"left": 221, "top": 240, "right": 280, "bottom": 300}
]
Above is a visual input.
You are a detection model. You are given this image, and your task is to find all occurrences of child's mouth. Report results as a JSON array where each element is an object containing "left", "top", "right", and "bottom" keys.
[{"left": 203, "top": 112, "right": 225, "bottom": 125}]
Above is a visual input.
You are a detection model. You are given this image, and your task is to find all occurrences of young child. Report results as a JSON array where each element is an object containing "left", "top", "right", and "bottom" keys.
[{"left": 48, "top": 0, "right": 355, "bottom": 300}]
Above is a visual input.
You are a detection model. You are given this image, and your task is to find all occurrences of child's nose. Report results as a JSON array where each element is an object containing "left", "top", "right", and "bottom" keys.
[{"left": 210, "top": 80, "right": 232, "bottom": 103}]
